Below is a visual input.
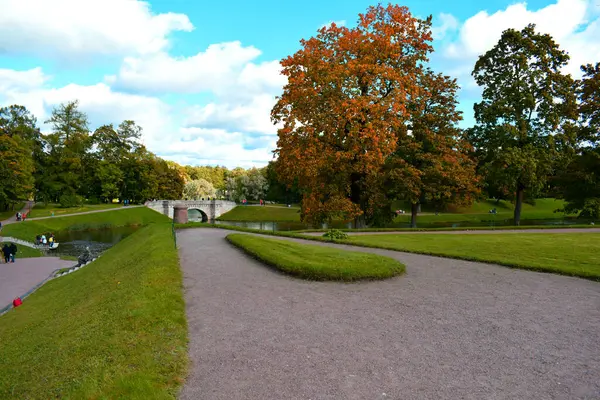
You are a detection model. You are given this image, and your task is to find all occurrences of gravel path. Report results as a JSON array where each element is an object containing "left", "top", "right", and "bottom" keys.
[
  {"left": 177, "top": 229, "right": 600, "bottom": 400},
  {"left": 302, "top": 227, "right": 600, "bottom": 236},
  {"left": 0, "top": 257, "right": 74, "bottom": 310}
]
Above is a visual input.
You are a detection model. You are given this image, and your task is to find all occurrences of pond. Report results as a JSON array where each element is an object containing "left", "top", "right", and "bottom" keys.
[
  {"left": 44, "top": 226, "right": 140, "bottom": 258},
  {"left": 214, "top": 217, "right": 596, "bottom": 231}
]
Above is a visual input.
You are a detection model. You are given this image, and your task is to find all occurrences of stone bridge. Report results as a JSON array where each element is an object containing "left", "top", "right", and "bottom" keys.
[{"left": 145, "top": 200, "right": 236, "bottom": 222}]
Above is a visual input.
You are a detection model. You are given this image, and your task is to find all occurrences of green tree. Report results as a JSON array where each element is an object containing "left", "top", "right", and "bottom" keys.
[
  {"left": 182, "top": 179, "right": 216, "bottom": 200},
  {"left": 469, "top": 23, "right": 576, "bottom": 225},
  {"left": 387, "top": 69, "right": 480, "bottom": 227}
]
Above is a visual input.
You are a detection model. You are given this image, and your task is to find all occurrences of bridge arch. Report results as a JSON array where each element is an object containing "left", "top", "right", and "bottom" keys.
[
  {"left": 145, "top": 200, "right": 236, "bottom": 220},
  {"left": 188, "top": 208, "right": 209, "bottom": 223}
]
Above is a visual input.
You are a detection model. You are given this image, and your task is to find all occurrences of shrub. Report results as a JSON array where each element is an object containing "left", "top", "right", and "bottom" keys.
[
  {"left": 59, "top": 193, "right": 84, "bottom": 208},
  {"left": 322, "top": 229, "right": 349, "bottom": 240}
]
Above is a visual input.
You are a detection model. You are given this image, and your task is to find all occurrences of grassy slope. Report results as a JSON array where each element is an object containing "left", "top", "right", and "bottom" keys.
[
  {"left": 347, "top": 233, "right": 600, "bottom": 280},
  {"left": 0, "top": 223, "right": 188, "bottom": 399},
  {"left": 218, "top": 205, "right": 301, "bottom": 222},
  {"left": 391, "top": 198, "right": 574, "bottom": 225},
  {"left": 28, "top": 203, "right": 122, "bottom": 218},
  {"left": 1, "top": 207, "right": 169, "bottom": 241},
  {"left": 227, "top": 233, "right": 405, "bottom": 281}
]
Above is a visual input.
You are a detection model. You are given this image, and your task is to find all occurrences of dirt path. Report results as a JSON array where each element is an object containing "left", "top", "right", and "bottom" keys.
[
  {"left": 0, "top": 257, "right": 74, "bottom": 310},
  {"left": 0, "top": 201, "right": 34, "bottom": 227},
  {"left": 303, "top": 227, "right": 600, "bottom": 236},
  {"left": 177, "top": 228, "right": 600, "bottom": 400}
]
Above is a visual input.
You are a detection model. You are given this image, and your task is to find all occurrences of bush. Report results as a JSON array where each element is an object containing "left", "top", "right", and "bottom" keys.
[
  {"left": 322, "top": 229, "right": 349, "bottom": 240},
  {"left": 59, "top": 193, "right": 83, "bottom": 208}
]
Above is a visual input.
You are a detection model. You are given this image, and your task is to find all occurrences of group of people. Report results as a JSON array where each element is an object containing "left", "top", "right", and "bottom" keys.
[
  {"left": 1, "top": 243, "right": 18, "bottom": 263},
  {"left": 36, "top": 233, "right": 55, "bottom": 246},
  {"left": 15, "top": 211, "right": 27, "bottom": 221}
]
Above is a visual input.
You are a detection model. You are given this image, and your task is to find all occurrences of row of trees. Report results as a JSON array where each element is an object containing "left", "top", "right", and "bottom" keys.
[
  {"left": 0, "top": 101, "right": 299, "bottom": 210},
  {"left": 0, "top": 102, "right": 186, "bottom": 209},
  {"left": 271, "top": 4, "right": 600, "bottom": 227}
]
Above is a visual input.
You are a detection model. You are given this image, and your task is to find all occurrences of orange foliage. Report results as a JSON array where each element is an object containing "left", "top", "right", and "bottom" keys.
[{"left": 272, "top": 4, "right": 433, "bottom": 225}]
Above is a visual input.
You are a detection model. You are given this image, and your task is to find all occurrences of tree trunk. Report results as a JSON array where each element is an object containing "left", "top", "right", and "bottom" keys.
[
  {"left": 514, "top": 188, "right": 524, "bottom": 226},
  {"left": 410, "top": 202, "right": 419, "bottom": 228},
  {"left": 354, "top": 214, "right": 366, "bottom": 229}
]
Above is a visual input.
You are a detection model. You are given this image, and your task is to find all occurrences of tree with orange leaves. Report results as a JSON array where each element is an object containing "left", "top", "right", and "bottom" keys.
[{"left": 272, "top": 4, "right": 434, "bottom": 227}]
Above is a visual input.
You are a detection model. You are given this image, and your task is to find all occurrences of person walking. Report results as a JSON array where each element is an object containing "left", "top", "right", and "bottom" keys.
[
  {"left": 9, "top": 243, "right": 17, "bottom": 263},
  {"left": 2, "top": 244, "right": 10, "bottom": 263}
]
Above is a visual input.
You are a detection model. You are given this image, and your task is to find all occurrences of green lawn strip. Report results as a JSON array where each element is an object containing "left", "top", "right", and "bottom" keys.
[
  {"left": 28, "top": 203, "right": 122, "bottom": 218},
  {"left": 178, "top": 223, "right": 600, "bottom": 280},
  {"left": 345, "top": 233, "right": 600, "bottom": 280},
  {"left": 295, "top": 224, "right": 599, "bottom": 233},
  {"left": 0, "top": 203, "right": 25, "bottom": 221},
  {"left": 0, "top": 223, "right": 188, "bottom": 399},
  {"left": 1, "top": 207, "right": 169, "bottom": 242},
  {"left": 226, "top": 233, "right": 405, "bottom": 281},
  {"left": 1, "top": 242, "right": 42, "bottom": 258},
  {"left": 217, "top": 205, "right": 301, "bottom": 222}
]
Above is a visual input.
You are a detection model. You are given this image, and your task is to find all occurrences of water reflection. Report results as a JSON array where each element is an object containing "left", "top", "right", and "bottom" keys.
[{"left": 45, "top": 226, "right": 140, "bottom": 258}]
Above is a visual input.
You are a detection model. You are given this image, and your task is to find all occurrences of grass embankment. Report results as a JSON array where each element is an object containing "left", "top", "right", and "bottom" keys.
[
  {"left": 0, "top": 223, "right": 188, "bottom": 399},
  {"left": 28, "top": 203, "right": 122, "bottom": 218},
  {"left": 226, "top": 233, "right": 405, "bottom": 281},
  {"left": 346, "top": 233, "right": 600, "bottom": 280},
  {"left": 0, "top": 203, "right": 25, "bottom": 221},
  {"left": 217, "top": 205, "right": 301, "bottom": 222},
  {"left": 1, "top": 207, "right": 169, "bottom": 242},
  {"left": 390, "top": 198, "right": 576, "bottom": 225}
]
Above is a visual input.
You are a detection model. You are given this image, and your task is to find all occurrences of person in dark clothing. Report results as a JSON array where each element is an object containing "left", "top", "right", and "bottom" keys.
[
  {"left": 9, "top": 243, "right": 17, "bottom": 262},
  {"left": 2, "top": 244, "right": 10, "bottom": 263}
]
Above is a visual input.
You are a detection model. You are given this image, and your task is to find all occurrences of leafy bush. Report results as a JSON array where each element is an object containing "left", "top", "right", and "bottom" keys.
[
  {"left": 322, "top": 229, "right": 349, "bottom": 240},
  {"left": 59, "top": 193, "right": 83, "bottom": 208}
]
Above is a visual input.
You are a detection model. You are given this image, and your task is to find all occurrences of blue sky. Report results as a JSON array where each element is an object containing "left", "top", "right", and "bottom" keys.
[{"left": 1, "top": 0, "right": 599, "bottom": 167}]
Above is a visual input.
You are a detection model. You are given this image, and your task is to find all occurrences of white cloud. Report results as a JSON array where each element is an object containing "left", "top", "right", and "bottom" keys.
[
  {"left": 431, "top": 13, "right": 459, "bottom": 40},
  {"left": 0, "top": 68, "right": 48, "bottom": 92},
  {"left": 0, "top": 68, "right": 276, "bottom": 168},
  {"left": 0, "top": 0, "right": 193, "bottom": 57},
  {"left": 320, "top": 20, "right": 346, "bottom": 29},
  {"left": 184, "top": 94, "right": 281, "bottom": 134},
  {"left": 107, "top": 41, "right": 286, "bottom": 99},
  {"left": 442, "top": 0, "right": 599, "bottom": 77}
]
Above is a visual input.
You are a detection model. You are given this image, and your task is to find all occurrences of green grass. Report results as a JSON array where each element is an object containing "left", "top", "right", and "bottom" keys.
[
  {"left": 218, "top": 205, "right": 301, "bottom": 222},
  {"left": 345, "top": 233, "right": 600, "bottom": 280},
  {"left": 226, "top": 233, "right": 405, "bottom": 281},
  {"left": 28, "top": 203, "right": 122, "bottom": 218},
  {"left": 0, "top": 203, "right": 25, "bottom": 221},
  {"left": 1, "top": 207, "right": 169, "bottom": 242},
  {"left": 390, "top": 198, "right": 575, "bottom": 226},
  {"left": 0, "top": 223, "right": 188, "bottom": 399},
  {"left": 1, "top": 242, "right": 42, "bottom": 258}
]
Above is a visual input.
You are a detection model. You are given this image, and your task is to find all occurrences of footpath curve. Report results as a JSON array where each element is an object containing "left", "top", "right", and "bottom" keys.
[{"left": 177, "top": 228, "right": 600, "bottom": 400}]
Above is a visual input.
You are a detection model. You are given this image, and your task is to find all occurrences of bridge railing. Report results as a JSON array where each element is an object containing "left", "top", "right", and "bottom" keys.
[{"left": 0, "top": 236, "right": 38, "bottom": 249}]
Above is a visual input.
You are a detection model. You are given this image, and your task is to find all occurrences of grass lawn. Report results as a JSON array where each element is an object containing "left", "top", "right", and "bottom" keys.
[
  {"left": 346, "top": 233, "right": 600, "bottom": 280},
  {"left": 1, "top": 207, "right": 169, "bottom": 242},
  {"left": 28, "top": 203, "right": 122, "bottom": 218},
  {"left": 390, "top": 198, "right": 576, "bottom": 226},
  {"left": 0, "top": 223, "right": 188, "bottom": 399},
  {"left": 218, "top": 205, "right": 301, "bottom": 222},
  {"left": 227, "top": 233, "right": 405, "bottom": 281},
  {"left": 0, "top": 203, "right": 25, "bottom": 221}
]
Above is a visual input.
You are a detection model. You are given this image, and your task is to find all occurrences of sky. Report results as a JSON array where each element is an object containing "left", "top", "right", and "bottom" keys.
[{"left": 1, "top": 0, "right": 599, "bottom": 168}]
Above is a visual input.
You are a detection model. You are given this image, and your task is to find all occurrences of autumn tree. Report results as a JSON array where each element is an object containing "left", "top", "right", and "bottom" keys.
[
  {"left": 272, "top": 4, "right": 433, "bottom": 227},
  {"left": 386, "top": 69, "right": 480, "bottom": 227},
  {"left": 469, "top": 24, "right": 576, "bottom": 225}
]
